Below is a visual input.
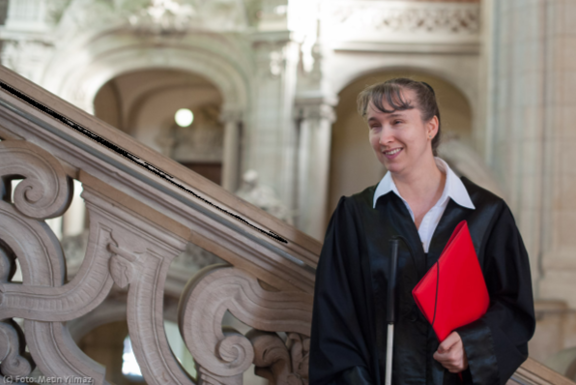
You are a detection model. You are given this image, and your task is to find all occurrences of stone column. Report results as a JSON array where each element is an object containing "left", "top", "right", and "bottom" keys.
[
  {"left": 487, "top": 0, "right": 547, "bottom": 291},
  {"left": 220, "top": 111, "right": 243, "bottom": 192},
  {"left": 488, "top": 0, "right": 576, "bottom": 306},
  {"left": 247, "top": 33, "right": 300, "bottom": 211},
  {"left": 295, "top": 101, "right": 336, "bottom": 240},
  {"left": 537, "top": 0, "right": 576, "bottom": 309}
]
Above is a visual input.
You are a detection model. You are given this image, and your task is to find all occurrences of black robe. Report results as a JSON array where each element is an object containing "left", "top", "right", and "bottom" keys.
[{"left": 309, "top": 178, "right": 535, "bottom": 385}]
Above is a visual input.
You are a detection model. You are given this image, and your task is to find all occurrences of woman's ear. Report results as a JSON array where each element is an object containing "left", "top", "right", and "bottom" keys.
[{"left": 426, "top": 116, "right": 439, "bottom": 139}]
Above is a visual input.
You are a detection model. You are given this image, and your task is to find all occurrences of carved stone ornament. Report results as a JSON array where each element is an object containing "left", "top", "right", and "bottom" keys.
[
  {"left": 0, "top": 141, "right": 73, "bottom": 219},
  {"left": 108, "top": 242, "right": 139, "bottom": 289},
  {"left": 255, "top": 42, "right": 288, "bottom": 79},
  {"left": 0, "top": 139, "right": 191, "bottom": 384},
  {"left": 128, "top": 0, "right": 197, "bottom": 36},
  {"left": 124, "top": 0, "right": 249, "bottom": 35},
  {"left": 0, "top": 320, "right": 32, "bottom": 378},
  {"left": 0, "top": 40, "right": 55, "bottom": 84},
  {"left": 178, "top": 265, "right": 313, "bottom": 384},
  {"left": 248, "top": 330, "right": 310, "bottom": 385},
  {"left": 323, "top": 1, "right": 480, "bottom": 38}
]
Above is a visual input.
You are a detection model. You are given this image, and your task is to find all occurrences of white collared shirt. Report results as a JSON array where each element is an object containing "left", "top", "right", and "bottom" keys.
[{"left": 372, "top": 157, "right": 475, "bottom": 253}]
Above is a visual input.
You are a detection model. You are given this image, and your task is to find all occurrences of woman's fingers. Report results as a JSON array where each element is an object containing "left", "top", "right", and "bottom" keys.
[
  {"left": 433, "top": 332, "right": 469, "bottom": 372},
  {"left": 437, "top": 332, "right": 459, "bottom": 353}
]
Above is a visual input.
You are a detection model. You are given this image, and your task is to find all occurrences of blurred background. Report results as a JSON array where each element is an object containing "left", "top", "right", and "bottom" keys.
[{"left": 1, "top": 0, "right": 576, "bottom": 382}]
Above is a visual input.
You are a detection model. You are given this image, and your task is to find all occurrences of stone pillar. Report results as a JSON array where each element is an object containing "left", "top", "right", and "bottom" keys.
[
  {"left": 487, "top": 0, "right": 547, "bottom": 291},
  {"left": 537, "top": 0, "right": 576, "bottom": 309},
  {"left": 488, "top": 0, "right": 576, "bottom": 306},
  {"left": 220, "top": 111, "right": 243, "bottom": 192},
  {"left": 248, "top": 33, "right": 300, "bottom": 211},
  {"left": 295, "top": 101, "right": 336, "bottom": 240}
]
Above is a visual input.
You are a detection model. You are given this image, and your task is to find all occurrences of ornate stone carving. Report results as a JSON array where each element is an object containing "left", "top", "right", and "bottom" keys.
[
  {"left": 0, "top": 140, "right": 108, "bottom": 382},
  {"left": 178, "top": 265, "right": 313, "bottom": 384},
  {"left": 286, "top": 333, "right": 310, "bottom": 381},
  {"left": 0, "top": 138, "right": 197, "bottom": 384},
  {"left": 254, "top": 41, "right": 289, "bottom": 78},
  {"left": 248, "top": 330, "right": 309, "bottom": 385},
  {"left": 128, "top": 0, "right": 196, "bottom": 36},
  {"left": 123, "top": 0, "right": 250, "bottom": 34},
  {"left": 108, "top": 242, "right": 139, "bottom": 289},
  {"left": 323, "top": 1, "right": 480, "bottom": 40},
  {"left": 0, "top": 320, "right": 32, "bottom": 377},
  {"left": 0, "top": 141, "right": 72, "bottom": 220},
  {"left": 0, "top": 40, "right": 55, "bottom": 83}
]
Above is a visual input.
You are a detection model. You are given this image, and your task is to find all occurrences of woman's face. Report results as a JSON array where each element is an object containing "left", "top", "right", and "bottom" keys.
[{"left": 367, "top": 89, "right": 438, "bottom": 176}]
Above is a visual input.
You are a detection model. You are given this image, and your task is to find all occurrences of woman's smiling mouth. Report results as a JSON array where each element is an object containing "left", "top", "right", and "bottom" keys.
[{"left": 383, "top": 148, "right": 403, "bottom": 159}]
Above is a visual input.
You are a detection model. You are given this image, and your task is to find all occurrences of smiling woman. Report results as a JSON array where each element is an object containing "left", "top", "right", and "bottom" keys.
[
  {"left": 359, "top": 80, "right": 440, "bottom": 180},
  {"left": 309, "top": 78, "right": 536, "bottom": 385}
]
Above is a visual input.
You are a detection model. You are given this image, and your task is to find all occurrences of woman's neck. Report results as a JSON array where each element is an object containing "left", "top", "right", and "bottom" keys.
[{"left": 391, "top": 155, "right": 446, "bottom": 224}]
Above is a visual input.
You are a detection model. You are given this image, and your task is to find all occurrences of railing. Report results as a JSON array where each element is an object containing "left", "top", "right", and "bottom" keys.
[{"left": 0, "top": 65, "right": 572, "bottom": 385}]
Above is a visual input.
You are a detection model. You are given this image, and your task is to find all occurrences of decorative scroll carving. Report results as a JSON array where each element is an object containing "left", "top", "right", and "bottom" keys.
[
  {"left": 178, "top": 265, "right": 313, "bottom": 384},
  {"left": 0, "top": 140, "right": 72, "bottom": 219},
  {"left": 0, "top": 140, "right": 110, "bottom": 383},
  {"left": 0, "top": 139, "right": 195, "bottom": 384},
  {"left": 0, "top": 320, "right": 32, "bottom": 377},
  {"left": 248, "top": 330, "right": 309, "bottom": 385},
  {"left": 287, "top": 333, "right": 310, "bottom": 381},
  {"left": 0, "top": 196, "right": 113, "bottom": 320}
]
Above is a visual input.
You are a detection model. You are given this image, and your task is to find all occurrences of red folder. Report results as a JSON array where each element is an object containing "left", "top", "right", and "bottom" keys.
[{"left": 412, "top": 221, "right": 489, "bottom": 342}]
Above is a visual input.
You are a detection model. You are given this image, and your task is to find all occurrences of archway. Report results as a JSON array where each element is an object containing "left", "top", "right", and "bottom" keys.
[
  {"left": 94, "top": 69, "right": 225, "bottom": 185},
  {"left": 327, "top": 69, "right": 499, "bottom": 221},
  {"left": 39, "top": 30, "right": 250, "bottom": 191}
]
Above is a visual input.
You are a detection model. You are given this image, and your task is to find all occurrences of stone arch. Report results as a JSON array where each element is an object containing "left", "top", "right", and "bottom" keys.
[
  {"left": 38, "top": 28, "right": 251, "bottom": 190},
  {"left": 331, "top": 61, "right": 478, "bottom": 120},
  {"left": 38, "top": 30, "right": 251, "bottom": 116}
]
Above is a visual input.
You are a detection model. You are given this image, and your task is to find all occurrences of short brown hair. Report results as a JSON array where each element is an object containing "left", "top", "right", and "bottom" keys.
[{"left": 357, "top": 78, "right": 441, "bottom": 155}]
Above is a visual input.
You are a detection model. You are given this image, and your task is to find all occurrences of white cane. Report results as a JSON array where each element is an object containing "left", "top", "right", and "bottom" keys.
[{"left": 385, "top": 239, "right": 399, "bottom": 385}]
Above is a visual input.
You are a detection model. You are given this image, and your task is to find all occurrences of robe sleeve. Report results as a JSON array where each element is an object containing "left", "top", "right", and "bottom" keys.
[
  {"left": 456, "top": 204, "right": 536, "bottom": 385},
  {"left": 309, "top": 197, "right": 375, "bottom": 385}
]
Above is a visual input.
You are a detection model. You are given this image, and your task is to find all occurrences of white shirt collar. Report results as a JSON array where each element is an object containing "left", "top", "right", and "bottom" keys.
[{"left": 372, "top": 157, "right": 475, "bottom": 210}]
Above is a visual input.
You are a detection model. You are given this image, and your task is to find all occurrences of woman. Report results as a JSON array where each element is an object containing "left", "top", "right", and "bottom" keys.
[{"left": 309, "top": 78, "right": 535, "bottom": 385}]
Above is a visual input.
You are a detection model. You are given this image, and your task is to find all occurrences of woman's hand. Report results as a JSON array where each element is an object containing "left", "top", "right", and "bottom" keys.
[{"left": 433, "top": 332, "right": 469, "bottom": 373}]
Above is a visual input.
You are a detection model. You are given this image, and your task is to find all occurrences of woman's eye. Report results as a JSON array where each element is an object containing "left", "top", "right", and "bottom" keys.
[{"left": 393, "top": 120, "right": 402, "bottom": 125}]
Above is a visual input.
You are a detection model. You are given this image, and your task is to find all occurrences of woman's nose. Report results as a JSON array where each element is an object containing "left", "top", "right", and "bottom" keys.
[{"left": 379, "top": 127, "right": 393, "bottom": 145}]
